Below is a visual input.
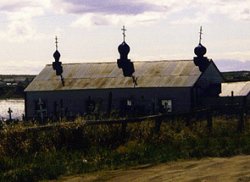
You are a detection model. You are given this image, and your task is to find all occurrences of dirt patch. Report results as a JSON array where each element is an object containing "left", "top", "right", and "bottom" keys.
[{"left": 53, "top": 155, "right": 250, "bottom": 182}]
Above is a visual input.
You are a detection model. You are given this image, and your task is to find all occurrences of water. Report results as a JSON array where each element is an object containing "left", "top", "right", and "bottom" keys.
[{"left": 0, "top": 99, "right": 24, "bottom": 120}]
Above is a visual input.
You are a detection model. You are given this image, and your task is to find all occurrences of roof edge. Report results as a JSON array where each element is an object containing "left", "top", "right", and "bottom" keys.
[{"left": 45, "top": 59, "right": 194, "bottom": 66}]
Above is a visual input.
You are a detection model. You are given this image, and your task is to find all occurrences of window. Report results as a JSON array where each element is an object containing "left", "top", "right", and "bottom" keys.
[
  {"left": 161, "top": 100, "right": 172, "bottom": 113},
  {"left": 127, "top": 99, "right": 132, "bottom": 106},
  {"left": 119, "top": 98, "right": 133, "bottom": 116}
]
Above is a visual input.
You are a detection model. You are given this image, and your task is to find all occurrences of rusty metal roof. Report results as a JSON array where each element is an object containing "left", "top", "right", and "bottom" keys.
[
  {"left": 25, "top": 60, "right": 202, "bottom": 92},
  {"left": 220, "top": 81, "right": 250, "bottom": 97}
]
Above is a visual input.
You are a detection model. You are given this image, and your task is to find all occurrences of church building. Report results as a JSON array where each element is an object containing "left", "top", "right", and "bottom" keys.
[{"left": 24, "top": 27, "right": 224, "bottom": 120}]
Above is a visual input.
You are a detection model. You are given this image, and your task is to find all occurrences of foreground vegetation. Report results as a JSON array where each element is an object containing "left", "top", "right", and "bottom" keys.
[{"left": 1, "top": 115, "right": 250, "bottom": 181}]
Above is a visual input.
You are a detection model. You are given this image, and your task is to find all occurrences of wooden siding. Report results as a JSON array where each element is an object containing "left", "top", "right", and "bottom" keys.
[{"left": 25, "top": 87, "right": 192, "bottom": 118}]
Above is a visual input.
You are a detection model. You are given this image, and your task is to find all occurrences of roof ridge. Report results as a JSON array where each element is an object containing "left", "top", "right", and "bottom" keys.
[{"left": 46, "top": 60, "right": 193, "bottom": 66}]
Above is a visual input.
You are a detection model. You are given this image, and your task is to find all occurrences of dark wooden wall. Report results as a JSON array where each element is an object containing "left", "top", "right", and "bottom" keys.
[{"left": 25, "top": 87, "right": 193, "bottom": 119}]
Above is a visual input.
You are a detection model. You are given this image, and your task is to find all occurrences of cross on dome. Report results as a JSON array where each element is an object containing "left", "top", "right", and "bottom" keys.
[
  {"left": 199, "top": 26, "right": 203, "bottom": 44},
  {"left": 55, "top": 36, "right": 58, "bottom": 50},
  {"left": 121, "top": 25, "right": 127, "bottom": 42}
]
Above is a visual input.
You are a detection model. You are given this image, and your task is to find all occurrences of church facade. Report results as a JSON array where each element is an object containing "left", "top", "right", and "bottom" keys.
[
  {"left": 24, "top": 60, "right": 223, "bottom": 120},
  {"left": 24, "top": 29, "right": 224, "bottom": 120}
]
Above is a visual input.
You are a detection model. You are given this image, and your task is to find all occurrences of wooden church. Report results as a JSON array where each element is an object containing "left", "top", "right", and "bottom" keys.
[{"left": 24, "top": 27, "right": 224, "bottom": 120}]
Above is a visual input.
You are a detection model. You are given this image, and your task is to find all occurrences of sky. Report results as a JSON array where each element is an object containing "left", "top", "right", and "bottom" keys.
[{"left": 1, "top": 0, "right": 250, "bottom": 74}]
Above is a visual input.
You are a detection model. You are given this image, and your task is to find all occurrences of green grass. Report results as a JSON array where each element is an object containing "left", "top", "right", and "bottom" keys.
[{"left": 1, "top": 115, "right": 250, "bottom": 181}]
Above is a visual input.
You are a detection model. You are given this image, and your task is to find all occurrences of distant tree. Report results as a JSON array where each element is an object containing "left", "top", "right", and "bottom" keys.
[{"left": 15, "top": 82, "right": 25, "bottom": 96}]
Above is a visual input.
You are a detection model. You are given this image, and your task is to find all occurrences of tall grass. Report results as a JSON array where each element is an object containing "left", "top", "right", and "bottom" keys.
[{"left": 0, "top": 115, "right": 250, "bottom": 181}]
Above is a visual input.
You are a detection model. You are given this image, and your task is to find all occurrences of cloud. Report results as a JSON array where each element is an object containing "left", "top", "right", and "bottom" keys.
[
  {"left": 0, "top": 1, "right": 32, "bottom": 12},
  {"left": 58, "top": 0, "right": 165, "bottom": 15},
  {"left": 53, "top": 0, "right": 250, "bottom": 27},
  {"left": 1, "top": 0, "right": 250, "bottom": 36},
  {"left": 72, "top": 12, "right": 164, "bottom": 27},
  {"left": 56, "top": 0, "right": 172, "bottom": 27},
  {"left": 170, "top": 12, "right": 209, "bottom": 25},
  {"left": 0, "top": 1, "right": 51, "bottom": 42},
  {"left": 0, "top": 20, "right": 46, "bottom": 42},
  {"left": 0, "top": 1, "right": 51, "bottom": 13},
  {"left": 191, "top": 0, "right": 250, "bottom": 22}
]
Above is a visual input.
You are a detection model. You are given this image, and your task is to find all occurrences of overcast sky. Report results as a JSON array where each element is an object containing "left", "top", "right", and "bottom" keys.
[{"left": 0, "top": 0, "right": 250, "bottom": 74}]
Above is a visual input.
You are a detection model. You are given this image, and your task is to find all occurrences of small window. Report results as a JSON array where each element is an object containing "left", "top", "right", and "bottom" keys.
[
  {"left": 161, "top": 100, "right": 172, "bottom": 113},
  {"left": 127, "top": 99, "right": 132, "bottom": 106}
]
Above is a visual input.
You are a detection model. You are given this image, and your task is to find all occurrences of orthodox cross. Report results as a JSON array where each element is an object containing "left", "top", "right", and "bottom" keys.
[
  {"left": 121, "top": 25, "right": 127, "bottom": 42},
  {"left": 199, "top": 26, "right": 203, "bottom": 44},
  {"left": 37, "top": 98, "right": 46, "bottom": 122},
  {"left": 8, "top": 107, "right": 12, "bottom": 121},
  {"left": 55, "top": 36, "right": 58, "bottom": 50}
]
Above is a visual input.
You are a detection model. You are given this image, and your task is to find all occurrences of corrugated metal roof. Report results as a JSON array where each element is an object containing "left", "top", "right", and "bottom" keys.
[
  {"left": 25, "top": 60, "right": 202, "bottom": 92},
  {"left": 220, "top": 81, "right": 250, "bottom": 97}
]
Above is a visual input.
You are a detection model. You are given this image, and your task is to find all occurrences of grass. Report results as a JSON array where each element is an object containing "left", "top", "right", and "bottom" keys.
[{"left": 0, "top": 115, "right": 250, "bottom": 181}]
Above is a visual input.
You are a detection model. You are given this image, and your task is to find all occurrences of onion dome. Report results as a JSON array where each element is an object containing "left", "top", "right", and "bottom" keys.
[
  {"left": 118, "top": 41, "right": 130, "bottom": 56},
  {"left": 194, "top": 43, "right": 206, "bottom": 57},
  {"left": 53, "top": 50, "right": 61, "bottom": 62}
]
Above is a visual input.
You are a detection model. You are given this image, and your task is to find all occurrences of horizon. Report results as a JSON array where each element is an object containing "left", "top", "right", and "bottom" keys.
[{"left": 1, "top": 1, "right": 250, "bottom": 74}]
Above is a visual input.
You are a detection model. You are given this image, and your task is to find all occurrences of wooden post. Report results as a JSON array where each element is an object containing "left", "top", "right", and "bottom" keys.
[
  {"left": 154, "top": 117, "right": 162, "bottom": 133},
  {"left": 207, "top": 108, "right": 212, "bottom": 132}
]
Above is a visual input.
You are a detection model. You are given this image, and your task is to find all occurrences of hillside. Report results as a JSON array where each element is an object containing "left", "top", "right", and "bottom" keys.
[
  {"left": 0, "top": 75, "right": 35, "bottom": 99},
  {"left": 222, "top": 71, "right": 250, "bottom": 82}
]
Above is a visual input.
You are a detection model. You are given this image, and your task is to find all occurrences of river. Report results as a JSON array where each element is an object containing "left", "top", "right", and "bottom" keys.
[{"left": 0, "top": 99, "right": 24, "bottom": 120}]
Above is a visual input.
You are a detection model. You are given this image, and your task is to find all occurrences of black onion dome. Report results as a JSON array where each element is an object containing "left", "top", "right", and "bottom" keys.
[
  {"left": 118, "top": 41, "right": 130, "bottom": 55},
  {"left": 194, "top": 43, "right": 206, "bottom": 57},
  {"left": 53, "top": 50, "right": 61, "bottom": 61}
]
